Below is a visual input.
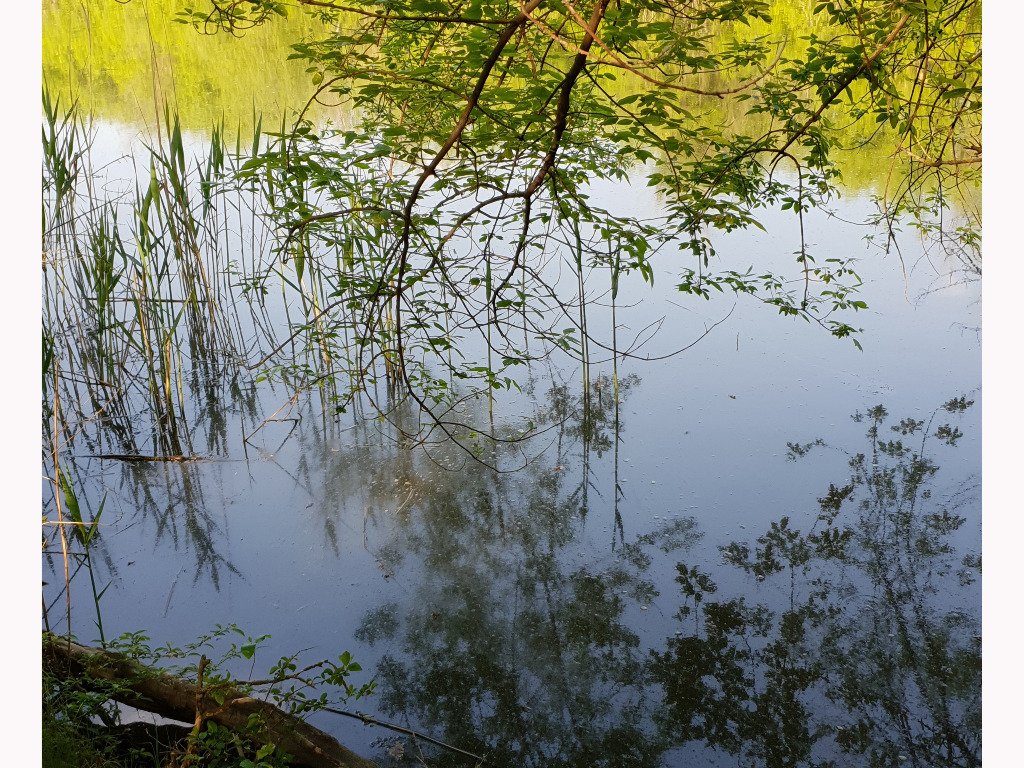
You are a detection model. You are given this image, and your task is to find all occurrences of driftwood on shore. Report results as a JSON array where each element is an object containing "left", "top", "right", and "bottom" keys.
[{"left": 43, "top": 634, "right": 379, "bottom": 768}]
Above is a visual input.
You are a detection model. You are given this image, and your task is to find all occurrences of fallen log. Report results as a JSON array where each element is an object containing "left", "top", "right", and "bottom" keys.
[{"left": 43, "top": 634, "right": 378, "bottom": 768}]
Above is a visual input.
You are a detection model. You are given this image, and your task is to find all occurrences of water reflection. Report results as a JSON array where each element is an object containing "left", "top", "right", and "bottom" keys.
[
  {"left": 647, "top": 397, "right": 980, "bottom": 767},
  {"left": 282, "top": 371, "right": 663, "bottom": 766},
  {"left": 356, "top": 397, "right": 979, "bottom": 767},
  {"left": 354, "top": 476, "right": 692, "bottom": 766},
  {"left": 43, "top": 316, "right": 979, "bottom": 767}
]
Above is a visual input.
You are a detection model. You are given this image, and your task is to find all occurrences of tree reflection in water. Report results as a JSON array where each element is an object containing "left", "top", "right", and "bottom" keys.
[
  {"left": 358, "top": 396, "right": 980, "bottom": 767},
  {"left": 357, "top": 372, "right": 683, "bottom": 766},
  {"left": 654, "top": 397, "right": 980, "bottom": 768}
]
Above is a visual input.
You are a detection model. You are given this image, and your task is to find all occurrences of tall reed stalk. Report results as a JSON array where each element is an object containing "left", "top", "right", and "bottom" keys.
[{"left": 43, "top": 91, "right": 260, "bottom": 459}]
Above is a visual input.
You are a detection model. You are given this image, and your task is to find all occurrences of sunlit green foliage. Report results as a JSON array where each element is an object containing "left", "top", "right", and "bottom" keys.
[
  {"left": 42, "top": 0, "right": 329, "bottom": 130},
  {"left": 43, "top": 0, "right": 981, "bottom": 446}
]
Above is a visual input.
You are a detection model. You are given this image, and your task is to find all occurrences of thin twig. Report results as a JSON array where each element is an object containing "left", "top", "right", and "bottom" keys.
[
  {"left": 91, "top": 454, "right": 199, "bottom": 462},
  {"left": 323, "top": 708, "right": 486, "bottom": 763}
]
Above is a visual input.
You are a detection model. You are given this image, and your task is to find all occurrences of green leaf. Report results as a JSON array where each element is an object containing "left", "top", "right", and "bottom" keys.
[{"left": 255, "top": 743, "right": 276, "bottom": 760}]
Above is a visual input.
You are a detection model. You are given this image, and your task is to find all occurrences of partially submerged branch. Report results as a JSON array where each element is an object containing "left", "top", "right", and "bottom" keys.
[{"left": 42, "top": 633, "right": 379, "bottom": 768}]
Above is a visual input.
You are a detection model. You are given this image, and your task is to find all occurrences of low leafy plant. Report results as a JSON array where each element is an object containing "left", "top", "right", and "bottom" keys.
[
  {"left": 188, "top": 718, "right": 292, "bottom": 768},
  {"left": 44, "top": 626, "right": 376, "bottom": 768},
  {"left": 43, "top": 659, "right": 155, "bottom": 768}
]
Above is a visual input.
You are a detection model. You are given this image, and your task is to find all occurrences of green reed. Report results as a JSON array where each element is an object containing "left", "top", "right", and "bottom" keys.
[
  {"left": 42, "top": 88, "right": 382, "bottom": 462},
  {"left": 45, "top": 85, "right": 554, "bottom": 466},
  {"left": 43, "top": 91, "right": 247, "bottom": 457}
]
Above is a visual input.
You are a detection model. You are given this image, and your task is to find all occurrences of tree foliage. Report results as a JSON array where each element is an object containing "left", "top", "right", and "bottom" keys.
[{"left": 173, "top": 0, "right": 980, "bottom": 440}]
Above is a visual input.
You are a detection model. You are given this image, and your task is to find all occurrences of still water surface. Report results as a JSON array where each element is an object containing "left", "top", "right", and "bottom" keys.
[
  {"left": 44, "top": 144, "right": 980, "bottom": 766},
  {"left": 42, "top": 5, "right": 980, "bottom": 757}
]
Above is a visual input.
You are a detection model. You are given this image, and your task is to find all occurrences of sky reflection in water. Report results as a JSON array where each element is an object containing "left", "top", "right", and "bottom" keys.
[{"left": 44, "top": 167, "right": 980, "bottom": 767}]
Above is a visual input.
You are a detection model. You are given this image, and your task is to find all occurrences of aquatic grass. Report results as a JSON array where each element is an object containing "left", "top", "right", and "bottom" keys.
[
  {"left": 42, "top": 87, "right": 406, "bottom": 481},
  {"left": 43, "top": 353, "right": 118, "bottom": 648},
  {"left": 43, "top": 97, "right": 141, "bottom": 444},
  {"left": 42, "top": 87, "right": 86, "bottom": 237},
  {"left": 43, "top": 91, "right": 270, "bottom": 459},
  {"left": 57, "top": 470, "right": 110, "bottom": 647},
  {"left": 43, "top": 87, "right": 588, "bottom": 471}
]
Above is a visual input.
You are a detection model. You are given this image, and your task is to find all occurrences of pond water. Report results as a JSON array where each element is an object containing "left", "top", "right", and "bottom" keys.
[
  {"left": 43, "top": 141, "right": 981, "bottom": 765},
  {"left": 42, "top": 6, "right": 981, "bottom": 766}
]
